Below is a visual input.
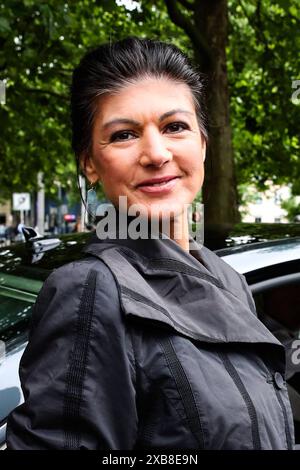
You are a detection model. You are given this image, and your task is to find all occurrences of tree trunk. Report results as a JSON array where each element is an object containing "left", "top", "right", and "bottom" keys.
[
  {"left": 194, "top": 0, "right": 240, "bottom": 239},
  {"left": 165, "top": 0, "right": 240, "bottom": 244}
]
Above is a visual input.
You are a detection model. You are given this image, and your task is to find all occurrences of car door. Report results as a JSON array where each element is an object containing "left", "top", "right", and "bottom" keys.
[
  {"left": 251, "top": 275, "right": 300, "bottom": 446},
  {"left": 219, "top": 239, "right": 300, "bottom": 447},
  {"left": 0, "top": 271, "right": 43, "bottom": 448}
]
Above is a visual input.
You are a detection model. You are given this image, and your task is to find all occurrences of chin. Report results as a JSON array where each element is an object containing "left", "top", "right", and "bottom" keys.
[
  {"left": 120, "top": 195, "right": 190, "bottom": 221},
  {"left": 147, "top": 201, "right": 188, "bottom": 221}
]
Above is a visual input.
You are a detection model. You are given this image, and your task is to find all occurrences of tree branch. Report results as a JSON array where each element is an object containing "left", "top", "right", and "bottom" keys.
[
  {"left": 165, "top": 0, "right": 212, "bottom": 64},
  {"left": 237, "top": 0, "right": 269, "bottom": 50},
  {"left": 177, "top": 0, "right": 195, "bottom": 11}
]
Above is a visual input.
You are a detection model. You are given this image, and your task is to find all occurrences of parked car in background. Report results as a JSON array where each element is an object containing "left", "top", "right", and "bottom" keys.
[{"left": 0, "top": 229, "right": 299, "bottom": 449}]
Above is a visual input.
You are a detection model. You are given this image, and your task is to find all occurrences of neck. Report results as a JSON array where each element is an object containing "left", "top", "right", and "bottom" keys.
[
  {"left": 98, "top": 208, "right": 191, "bottom": 251},
  {"left": 159, "top": 211, "right": 190, "bottom": 252}
]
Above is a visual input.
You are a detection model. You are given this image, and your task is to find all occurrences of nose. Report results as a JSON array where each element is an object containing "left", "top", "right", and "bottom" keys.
[{"left": 139, "top": 127, "right": 172, "bottom": 167}]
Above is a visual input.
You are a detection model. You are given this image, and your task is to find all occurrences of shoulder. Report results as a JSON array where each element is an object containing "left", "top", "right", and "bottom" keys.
[
  {"left": 32, "top": 256, "right": 122, "bottom": 332},
  {"left": 40, "top": 256, "right": 119, "bottom": 303},
  {"left": 45, "top": 256, "right": 116, "bottom": 287}
]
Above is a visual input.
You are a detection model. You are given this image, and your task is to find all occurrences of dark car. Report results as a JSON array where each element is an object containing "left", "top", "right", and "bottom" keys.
[{"left": 0, "top": 231, "right": 299, "bottom": 449}]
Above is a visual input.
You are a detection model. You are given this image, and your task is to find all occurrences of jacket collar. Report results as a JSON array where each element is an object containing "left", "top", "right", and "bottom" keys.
[{"left": 82, "top": 220, "right": 282, "bottom": 349}]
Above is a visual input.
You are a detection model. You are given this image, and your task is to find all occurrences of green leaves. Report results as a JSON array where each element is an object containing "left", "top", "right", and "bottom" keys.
[
  {"left": 0, "top": 17, "right": 11, "bottom": 34},
  {"left": 0, "top": 0, "right": 299, "bottom": 207},
  {"left": 228, "top": 0, "right": 300, "bottom": 197}
]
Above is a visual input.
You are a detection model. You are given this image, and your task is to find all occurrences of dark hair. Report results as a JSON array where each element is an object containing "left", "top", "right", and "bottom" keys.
[{"left": 70, "top": 36, "right": 208, "bottom": 175}]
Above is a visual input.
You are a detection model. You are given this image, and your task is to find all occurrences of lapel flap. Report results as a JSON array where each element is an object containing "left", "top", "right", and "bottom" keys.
[{"left": 84, "top": 240, "right": 282, "bottom": 347}]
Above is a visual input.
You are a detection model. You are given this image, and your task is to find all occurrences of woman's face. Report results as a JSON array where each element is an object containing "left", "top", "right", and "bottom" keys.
[{"left": 85, "top": 77, "right": 206, "bottom": 222}]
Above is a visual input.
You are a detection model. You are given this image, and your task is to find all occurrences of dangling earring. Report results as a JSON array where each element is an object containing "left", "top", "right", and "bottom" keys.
[{"left": 87, "top": 181, "right": 98, "bottom": 221}]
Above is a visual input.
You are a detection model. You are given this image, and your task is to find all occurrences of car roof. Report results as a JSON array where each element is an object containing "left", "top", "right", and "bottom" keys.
[
  {"left": 0, "top": 232, "right": 92, "bottom": 281},
  {"left": 1, "top": 232, "right": 300, "bottom": 278},
  {"left": 217, "top": 237, "right": 300, "bottom": 274}
]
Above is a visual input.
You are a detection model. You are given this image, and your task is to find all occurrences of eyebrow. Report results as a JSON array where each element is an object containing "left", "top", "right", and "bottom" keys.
[{"left": 101, "top": 108, "right": 194, "bottom": 131}]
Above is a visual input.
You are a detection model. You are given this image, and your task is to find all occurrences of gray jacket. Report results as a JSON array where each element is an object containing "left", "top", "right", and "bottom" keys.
[{"left": 6, "top": 233, "right": 295, "bottom": 449}]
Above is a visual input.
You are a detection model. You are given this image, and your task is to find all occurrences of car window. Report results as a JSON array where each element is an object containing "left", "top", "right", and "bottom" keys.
[
  {"left": 0, "top": 273, "right": 42, "bottom": 347},
  {"left": 254, "top": 280, "right": 300, "bottom": 445},
  {"left": 0, "top": 296, "right": 33, "bottom": 345},
  {"left": 254, "top": 281, "right": 300, "bottom": 333}
]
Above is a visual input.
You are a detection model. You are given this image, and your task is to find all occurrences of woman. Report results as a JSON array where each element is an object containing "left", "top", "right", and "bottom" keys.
[{"left": 6, "top": 37, "right": 294, "bottom": 450}]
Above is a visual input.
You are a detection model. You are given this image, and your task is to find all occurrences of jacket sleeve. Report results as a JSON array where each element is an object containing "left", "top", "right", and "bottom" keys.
[{"left": 6, "top": 259, "right": 138, "bottom": 450}]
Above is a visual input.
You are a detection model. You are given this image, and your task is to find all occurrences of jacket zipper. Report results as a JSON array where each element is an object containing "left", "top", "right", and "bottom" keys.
[
  {"left": 159, "top": 336, "right": 206, "bottom": 449},
  {"left": 218, "top": 351, "right": 262, "bottom": 450}
]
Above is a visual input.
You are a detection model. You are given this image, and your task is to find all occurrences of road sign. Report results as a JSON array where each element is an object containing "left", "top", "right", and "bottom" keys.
[{"left": 13, "top": 193, "right": 31, "bottom": 211}]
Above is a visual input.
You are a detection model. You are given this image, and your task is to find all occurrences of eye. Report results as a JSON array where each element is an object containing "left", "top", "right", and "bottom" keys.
[
  {"left": 110, "top": 130, "right": 137, "bottom": 142},
  {"left": 165, "top": 122, "right": 189, "bottom": 133}
]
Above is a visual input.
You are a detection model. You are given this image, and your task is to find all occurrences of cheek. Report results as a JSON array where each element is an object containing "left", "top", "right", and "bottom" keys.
[
  {"left": 182, "top": 150, "right": 204, "bottom": 190},
  {"left": 93, "top": 151, "right": 122, "bottom": 183},
  {"left": 177, "top": 139, "right": 204, "bottom": 166},
  {"left": 181, "top": 151, "right": 204, "bottom": 177}
]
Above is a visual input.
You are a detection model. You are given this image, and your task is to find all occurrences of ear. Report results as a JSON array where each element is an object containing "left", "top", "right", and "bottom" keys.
[{"left": 80, "top": 152, "right": 100, "bottom": 184}]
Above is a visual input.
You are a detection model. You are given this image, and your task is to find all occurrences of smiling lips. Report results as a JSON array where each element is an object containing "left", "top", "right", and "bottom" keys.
[{"left": 136, "top": 175, "right": 180, "bottom": 194}]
